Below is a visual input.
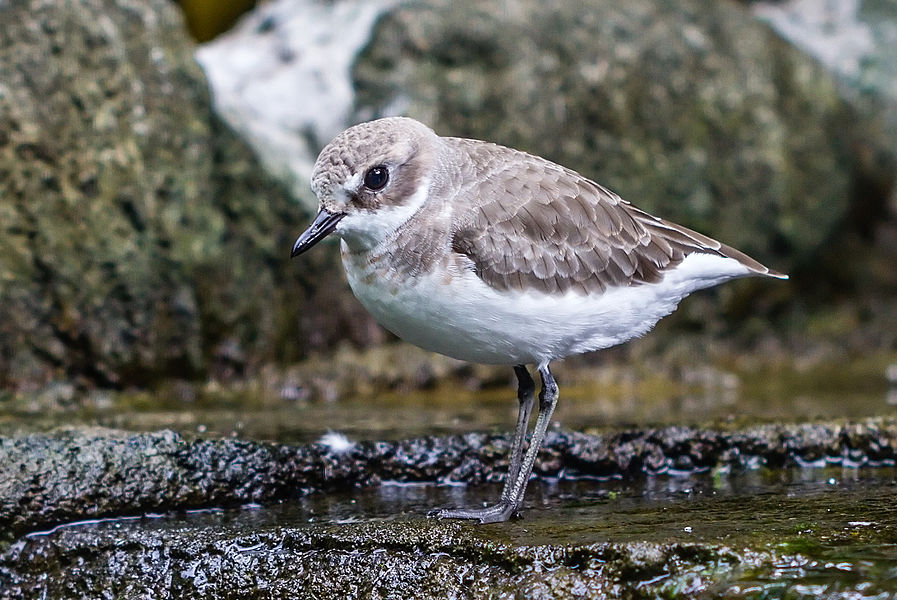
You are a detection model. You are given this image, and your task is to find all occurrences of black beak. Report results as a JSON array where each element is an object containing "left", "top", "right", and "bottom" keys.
[{"left": 291, "top": 208, "right": 346, "bottom": 257}]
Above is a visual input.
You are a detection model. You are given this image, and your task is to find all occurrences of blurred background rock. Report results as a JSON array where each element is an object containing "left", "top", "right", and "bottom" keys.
[{"left": 1, "top": 0, "right": 894, "bottom": 392}]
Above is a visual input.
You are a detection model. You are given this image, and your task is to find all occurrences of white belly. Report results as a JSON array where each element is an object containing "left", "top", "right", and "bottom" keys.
[{"left": 342, "top": 245, "right": 753, "bottom": 366}]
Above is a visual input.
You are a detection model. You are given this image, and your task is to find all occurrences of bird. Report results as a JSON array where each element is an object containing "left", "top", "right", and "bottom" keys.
[{"left": 291, "top": 117, "right": 786, "bottom": 523}]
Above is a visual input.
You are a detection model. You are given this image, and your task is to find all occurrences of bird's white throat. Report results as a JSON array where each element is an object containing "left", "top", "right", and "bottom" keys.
[{"left": 336, "top": 176, "right": 432, "bottom": 252}]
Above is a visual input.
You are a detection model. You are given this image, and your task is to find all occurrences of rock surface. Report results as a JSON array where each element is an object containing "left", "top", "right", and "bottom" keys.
[
  {"left": 753, "top": 0, "right": 897, "bottom": 126},
  {"left": 0, "top": 0, "right": 380, "bottom": 390},
  {"left": 0, "top": 518, "right": 767, "bottom": 599},
  {"left": 199, "top": 0, "right": 896, "bottom": 274},
  {"left": 3, "top": 421, "right": 896, "bottom": 540},
  {"left": 197, "top": 0, "right": 897, "bottom": 358},
  {"left": 2, "top": 0, "right": 894, "bottom": 390},
  {"left": 2, "top": 423, "right": 896, "bottom": 598},
  {"left": 196, "top": 0, "right": 399, "bottom": 202}
]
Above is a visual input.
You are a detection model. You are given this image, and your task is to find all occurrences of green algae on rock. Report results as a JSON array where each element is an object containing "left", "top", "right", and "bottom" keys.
[{"left": 0, "top": 0, "right": 380, "bottom": 390}]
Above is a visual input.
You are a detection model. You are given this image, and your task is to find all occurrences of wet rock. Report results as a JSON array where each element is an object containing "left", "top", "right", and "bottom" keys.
[
  {"left": 0, "top": 0, "right": 379, "bottom": 390},
  {"left": 3, "top": 420, "right": 897, "bottom": 541},
  {"left": 0, "top": 518, "right": 768, "bottom": 599}
]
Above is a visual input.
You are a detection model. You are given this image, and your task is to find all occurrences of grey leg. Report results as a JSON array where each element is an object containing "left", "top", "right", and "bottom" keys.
[
  {"left": 504, "top": 364, "right": 558, "bottom": 514},
  {"left": 432, "top": 363, "right": 557, "bottom": 524},
  {"left": 501, "top": 365, "right": 535, "bottom": 501}
]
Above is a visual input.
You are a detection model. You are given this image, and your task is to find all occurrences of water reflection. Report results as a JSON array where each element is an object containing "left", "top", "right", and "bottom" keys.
[
  {"left": 37, "top": 465, "right": 897, "bottom": 596},
  {"left": 4, "top": 358, "right": 896, "bottom": 445}
]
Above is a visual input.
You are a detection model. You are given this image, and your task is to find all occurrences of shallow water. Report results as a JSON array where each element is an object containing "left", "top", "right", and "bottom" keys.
[
  {"left": 26, "top": 465, "right": 897, "bottom": 597},
  {"left": 5, "top": 353, "right": 897, "bottom": 597},
  {"left": 3, "top": 353, "right": 895, "bottom": 444}
]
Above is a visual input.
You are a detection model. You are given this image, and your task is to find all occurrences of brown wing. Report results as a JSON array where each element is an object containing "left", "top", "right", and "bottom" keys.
[{"left": 448, "top": 141, "right": 781, "bottom": 295}]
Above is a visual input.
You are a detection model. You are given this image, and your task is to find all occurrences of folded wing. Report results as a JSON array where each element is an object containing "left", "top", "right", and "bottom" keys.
[{"left": 449, "top": 141, "right": 783, "bottom": 295}]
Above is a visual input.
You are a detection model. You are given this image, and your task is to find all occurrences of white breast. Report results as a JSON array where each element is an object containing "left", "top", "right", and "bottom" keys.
[{"left": 341, "top": 246, "right": 754, "bottom": 366}]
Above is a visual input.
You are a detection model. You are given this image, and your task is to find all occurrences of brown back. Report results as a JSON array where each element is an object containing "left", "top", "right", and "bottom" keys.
[{"left": 445, "top": 138, "right": 781, "bottom": 295}]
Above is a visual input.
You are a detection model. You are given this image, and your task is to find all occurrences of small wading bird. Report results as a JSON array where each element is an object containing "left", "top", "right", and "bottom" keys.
[{"left": 292, "top": 117, "right": 786, "bottom": 523}]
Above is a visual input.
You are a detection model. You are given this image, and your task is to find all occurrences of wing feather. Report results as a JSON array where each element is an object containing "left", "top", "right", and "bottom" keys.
[{"left": 446, "top": 139, "right": 781, "bottom": 294}]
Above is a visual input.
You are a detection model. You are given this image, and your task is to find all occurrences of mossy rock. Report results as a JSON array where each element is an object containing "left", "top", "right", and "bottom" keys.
[{"left": 0, "top": 0, "right": 377, "bottom": 389}]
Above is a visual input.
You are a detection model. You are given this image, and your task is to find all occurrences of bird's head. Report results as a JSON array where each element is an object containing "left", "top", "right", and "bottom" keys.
[{"left": 291, "top": 117, "right": 439, "bottom": 257}]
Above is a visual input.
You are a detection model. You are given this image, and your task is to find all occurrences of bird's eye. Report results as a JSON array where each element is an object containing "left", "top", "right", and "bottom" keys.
[{"left": 363, "top": 166, "right": 389, "bottom": 191}]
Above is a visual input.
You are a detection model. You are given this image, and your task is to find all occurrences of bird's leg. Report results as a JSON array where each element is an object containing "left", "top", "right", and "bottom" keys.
[
  {"left": 432, "top": 364, "right": 557, "bottom": 524},
  {"left": 501, "top": 365, "right": 535, "bottom": 501},
  {"left": 502, "top": 363, "right": 558, "bottom": 515},
  {"left": 431, "top": 365, "right": 535, "bottom": 523}
]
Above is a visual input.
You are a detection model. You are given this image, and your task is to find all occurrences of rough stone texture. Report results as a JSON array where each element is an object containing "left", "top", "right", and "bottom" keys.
[
  {"left": 749, "top": 0, "right": 897, "bottom": 331},
  {"left": 0, "top": 0, "right": 380, "bottom": 390},
  {"left": 353, "top": 0, "right": 861, "bottom": 271},
  {"left": 2, "top": 422, "right": 896, "bottom": 597},
  {"left": 0, "top": 519, "right": 766, "bottom": 599},
  {"left": 753, "top": 0, "right": 897, "bottom": 143},
  {"left": 3, "top": 421, "right": 896, "bottom": 541},
  {"left": 1, "top": 0, "right": 893, "bottom": 391}
]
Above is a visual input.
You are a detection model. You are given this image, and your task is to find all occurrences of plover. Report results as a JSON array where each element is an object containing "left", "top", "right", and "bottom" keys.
[{"left": 292, "top": 117, "right": 786, "bottom": 523}]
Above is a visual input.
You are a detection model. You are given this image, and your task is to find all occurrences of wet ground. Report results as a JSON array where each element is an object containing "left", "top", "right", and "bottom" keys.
[
  {"left": 2, "top": 350, "right": 895, "bottom": 444},
  {"left": 1, "top": 349, "right": 896, "bottom": 598},
  {"left": 7, "top": 466, "right": 897, "bottom": 598}
]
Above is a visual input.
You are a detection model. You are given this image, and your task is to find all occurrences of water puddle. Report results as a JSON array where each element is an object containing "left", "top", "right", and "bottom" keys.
[
  {"left": 31, "top": 465, "right": 897, "bottom": 596},
  {"left": 4, "top": 352, "right": 897, "bottom": 596}
]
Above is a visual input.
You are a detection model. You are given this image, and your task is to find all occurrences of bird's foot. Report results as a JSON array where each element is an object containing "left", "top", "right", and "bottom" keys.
[{"left": 428, "top": 500, "right": 520, "bottom": 524}]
